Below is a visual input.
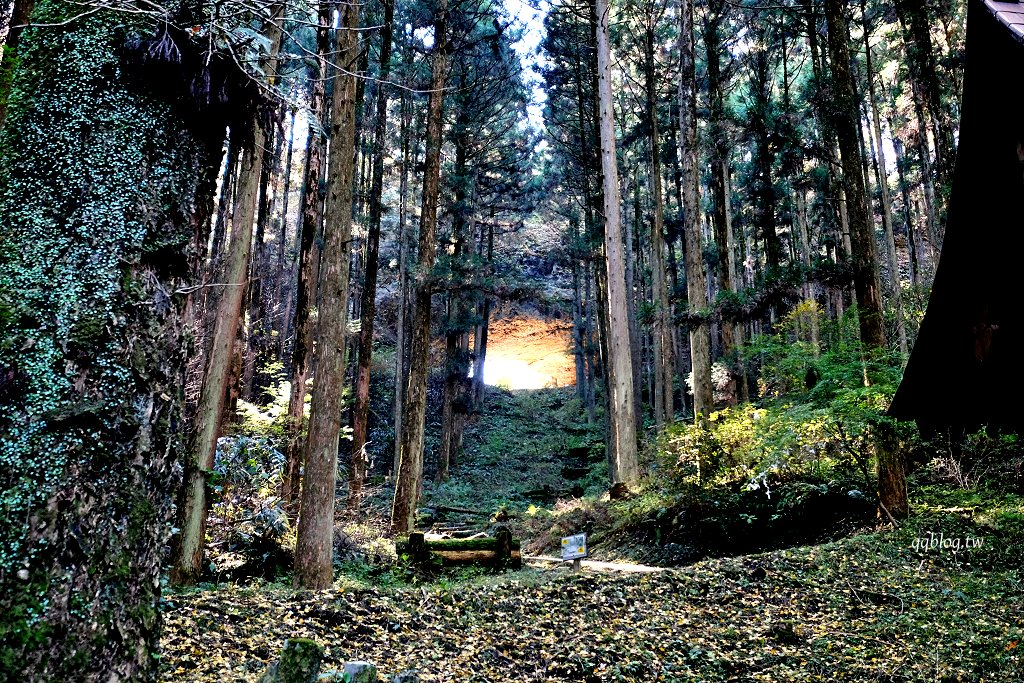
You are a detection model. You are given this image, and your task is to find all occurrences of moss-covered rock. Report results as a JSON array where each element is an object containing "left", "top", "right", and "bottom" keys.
[
  {"left": 0, "top": 0, "right": 221, "bottom": 678},
  {"left": 258, "top": 638, "right": 324, "bottom": 683}
]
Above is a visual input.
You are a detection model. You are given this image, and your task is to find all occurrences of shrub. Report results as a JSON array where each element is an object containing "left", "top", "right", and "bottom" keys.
[{"left": 926, "top": 428, "right": 1023, "bottom": 492}]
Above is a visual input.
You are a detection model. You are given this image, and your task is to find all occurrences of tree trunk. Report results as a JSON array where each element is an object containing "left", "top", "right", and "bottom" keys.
[
  {"left": 438, "top": 86, "right": 473, "bottom": 482},
  {"left": 281, "top": 5, "right": 330, "bottom": 514},
  {"left": 625, "top": 174, "right": 643, "bottom": 430},
  {"left": 0, "top": 6, "right": 219, "bottom": 676},
  {"left": 891, "top": 135, "right": 923, "bottom": 287},
  {"left": 392, "top": 0, "right": 449, "bottom": 533},
  {"left": 704, "top": 3, "right": 742, "bottom": 398},
  {"left": 795, "top": 187, "right": 820, "bottom": 352},
  {"left": 241, "top": 129, "right": 275, "bottom": 403},
  {"left": 645, "top": 21, "right": 674, "bottom": 429},
  {"left": 571, "top": 216, "right": 588, "bottom": 398},
  {"left": 824, "top": 0, "right": 885, "bottom": 352},
  {"left": 210, "top": 138, "right": 236, "bottom": 267},
  {"left": 824, "top": 0, "right": 906, "bottom": 518},
  {"left": 594, "top": 0, "right": 639, "bottom": 486},
  {"left": 678, "top": 0, "right": 712, "bottom": 422},
  {"left": 392, "top": 50, "right": 414, "bottom": 476},
  {"left": 293, "top": 0, "right": 361, "bottom": 590},
  {"left": 350, "top": 0, "right": 394, "bottom": 508},
  {"left": 897, "top": 0, "right": 956, "bottom": 186},
  {"left": 862, "top": 5, "right": 907, "bottom": 356},
  {"left": 907, "top": 75, "right": 942, "bottom": 257},
  {"left": 171, "top": 6, "right": 285, "bottom": 586},
  {"left": 274, "top": 107, "right": 300, "bottom": 360}
]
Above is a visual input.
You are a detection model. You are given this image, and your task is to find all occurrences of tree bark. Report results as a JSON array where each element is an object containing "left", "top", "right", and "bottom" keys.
[
  {"left": 293, "top": 0, "right": 361, "bottom": 590},
  {"left": 795, "top": 187, "right": 820, "bottom": 352},
  {"left": 896, "top": 0, "right": 956, "bottom": 186},
  {"left": 678, "top": 0, "right": 712, "bottom": 422},
  {"left": 350, "top": 0, "right": 394, "bottom": 508},
  {"left": 907, "top": 74, "right": 942, "bottom": 257},
  {"left": 392, "top": 0, "right": 449, "bottom": 533},
  {"left": 274, "top": 107, "right": 300, "bottom": 360},
  {"left": 281, "top": 5, "right": 330, "bottom": 514},
  {"left": 825, "top": 0, "right": 906, "bottom": 518},
  {"left": 644, "top": 21, "right": 674, "bottom": 429},
  {"left": 862, "top": 4, "right": 907, "bottom": 356},
  {"left": 171, "top": 5, "right": 285, "bottom": 586},
  {"left": 824, "top": 0, "right": 885, "bottom": 352},
  {"left": 594, "top": 0, "right": 639, "bottom": 485},
  {"left": 393, "top": 45, "right": 415, "bottom": 476},
  {"left": 0, "top": 5, "right": 219, "bottom": 676}
]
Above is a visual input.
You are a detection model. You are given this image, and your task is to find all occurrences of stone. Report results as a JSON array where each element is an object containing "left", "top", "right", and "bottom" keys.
[
  {"left": 342, "top": 661, "right": 378, "bottom": 683},
  {"left": 258, "top": 638, "right": 323, "bottom": 683},
  {"left": 391, "top": 672, "right": 420, "bottom": 683}
]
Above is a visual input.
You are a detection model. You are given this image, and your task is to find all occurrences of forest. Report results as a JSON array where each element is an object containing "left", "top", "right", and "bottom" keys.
[{"left": 0, "top": 0, "right": 1022, "bottom": 680}]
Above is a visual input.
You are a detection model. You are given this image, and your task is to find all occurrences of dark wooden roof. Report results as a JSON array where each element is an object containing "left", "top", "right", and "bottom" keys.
[
  {"left": 889, "top": 0, "right": 1024, "bottom": 432},
  {"left": 986, "top": 1, "right": 1024, "bottom": 41}
]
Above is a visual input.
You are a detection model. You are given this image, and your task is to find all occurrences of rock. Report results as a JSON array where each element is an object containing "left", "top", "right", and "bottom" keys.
[
  {"left": 343, "top": 661, "right": 378, "bottom": 682},
  {"left": 391, "top": 672, "right": 420, "bottom": 683},
  {"left": 258, "top": 638, "right": 323, "bottom": 683}
]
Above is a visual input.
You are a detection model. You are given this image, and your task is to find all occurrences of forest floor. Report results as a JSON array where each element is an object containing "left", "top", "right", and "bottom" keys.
[{"left": 162, "top": 386, "right": 1024, "bottom": 682}]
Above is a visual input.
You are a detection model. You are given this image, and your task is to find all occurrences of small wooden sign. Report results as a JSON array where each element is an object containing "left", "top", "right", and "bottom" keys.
[{"left": 561, "top": 533, "right": 587, "bottom": 561}]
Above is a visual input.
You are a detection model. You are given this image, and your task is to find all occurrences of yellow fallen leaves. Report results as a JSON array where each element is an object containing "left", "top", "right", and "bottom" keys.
[{"left": 160, "top": 525, "right": 1023, "bottom": 683}]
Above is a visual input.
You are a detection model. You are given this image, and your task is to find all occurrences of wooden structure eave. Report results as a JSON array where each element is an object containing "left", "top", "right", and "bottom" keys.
[{"left": 889, "top": 0, "right": 1024, "bottom": 432}]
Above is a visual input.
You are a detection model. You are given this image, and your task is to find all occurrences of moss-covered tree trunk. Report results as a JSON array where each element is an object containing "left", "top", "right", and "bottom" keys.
[
  {"left": 0, "top": 0, "right": 35, "bottom": 129},
  {"left": 0, "top": 3, "right": 219, "bottom": 678}
]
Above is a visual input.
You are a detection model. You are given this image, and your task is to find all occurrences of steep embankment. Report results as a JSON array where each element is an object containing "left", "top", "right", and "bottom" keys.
[{"left": 481, "top": 312, "right": 576, "bottom": 390}]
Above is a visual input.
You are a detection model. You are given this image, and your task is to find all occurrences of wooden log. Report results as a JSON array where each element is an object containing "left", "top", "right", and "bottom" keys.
[
  {"left": 429, "top": 548, "right": 522, "bottom": 567},
  {"left": 422, "top": 504, "right": 489, "bottom": 516},
  {"left": 396, "top": 527, "right": 522, "bottom": 569}
]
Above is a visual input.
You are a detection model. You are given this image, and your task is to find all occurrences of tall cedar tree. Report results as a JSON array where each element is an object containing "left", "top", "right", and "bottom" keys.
[
  {"left": 171, "top": 4, "right": 284, "bottom": 586},
  {"left": 679, "top": 0, "right": 713, "bottom": 423},
  {"left": 294, "top": 0, "right": 362, "bottom": 589},
  {"left": 595, "top": 0, "right": 640, "bottom": 485},
  {"left": 350, "top": 0, "right": 395, "bottom": 508},
  {"left": 282, "top": 2, "right": 331, "bottom": 514},
  {"left": 392, "top": 0, "right": 450, "bottom": 533},
  {"left": 824, "top": 0, "right": 907, "bottom": 518}
]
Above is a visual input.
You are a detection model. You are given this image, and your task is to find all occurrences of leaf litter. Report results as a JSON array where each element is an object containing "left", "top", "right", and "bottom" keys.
[{"left": 162, "top": 512, "right": 1023, "bottom": 682}]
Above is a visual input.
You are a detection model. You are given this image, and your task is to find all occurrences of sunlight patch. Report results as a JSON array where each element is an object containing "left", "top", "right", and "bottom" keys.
[{"left": 481, "top": 356, "right": 553, "bottom": 390}]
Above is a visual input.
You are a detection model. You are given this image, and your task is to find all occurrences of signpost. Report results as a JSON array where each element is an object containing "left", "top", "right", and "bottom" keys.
[{"left": 561, "top": 533, "right": 587, "bottom": 572}]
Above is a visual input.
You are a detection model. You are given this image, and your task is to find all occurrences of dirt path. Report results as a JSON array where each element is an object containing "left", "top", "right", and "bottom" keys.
[{"left": 524, "top": 555, "right": 667, "bottom": 574}]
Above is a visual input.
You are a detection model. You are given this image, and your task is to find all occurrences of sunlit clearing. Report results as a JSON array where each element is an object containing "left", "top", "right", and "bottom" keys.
[{"left": 482, "top": 356, "right": 553, "bottom": 390}]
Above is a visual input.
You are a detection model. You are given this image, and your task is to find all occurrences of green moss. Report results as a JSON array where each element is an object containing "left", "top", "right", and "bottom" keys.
[
  {"left": 274, "top": 638, "right": 323, "bottom": 682},
  {"left": 0, "top": 0, "right": 216, "bottom": 677}
]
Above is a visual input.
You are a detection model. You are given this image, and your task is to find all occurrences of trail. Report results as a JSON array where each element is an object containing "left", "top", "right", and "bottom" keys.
[{"left": 524, "top": 555, "right": 666, "bottom": 573}]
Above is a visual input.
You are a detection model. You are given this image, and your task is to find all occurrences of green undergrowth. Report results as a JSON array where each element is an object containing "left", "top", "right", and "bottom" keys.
[
  {"left": 161, "top": 486, "right": 1024, "bottom": 682},
  {"left": 426, "top": 385, "right": 605, "bottom": 515}
]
